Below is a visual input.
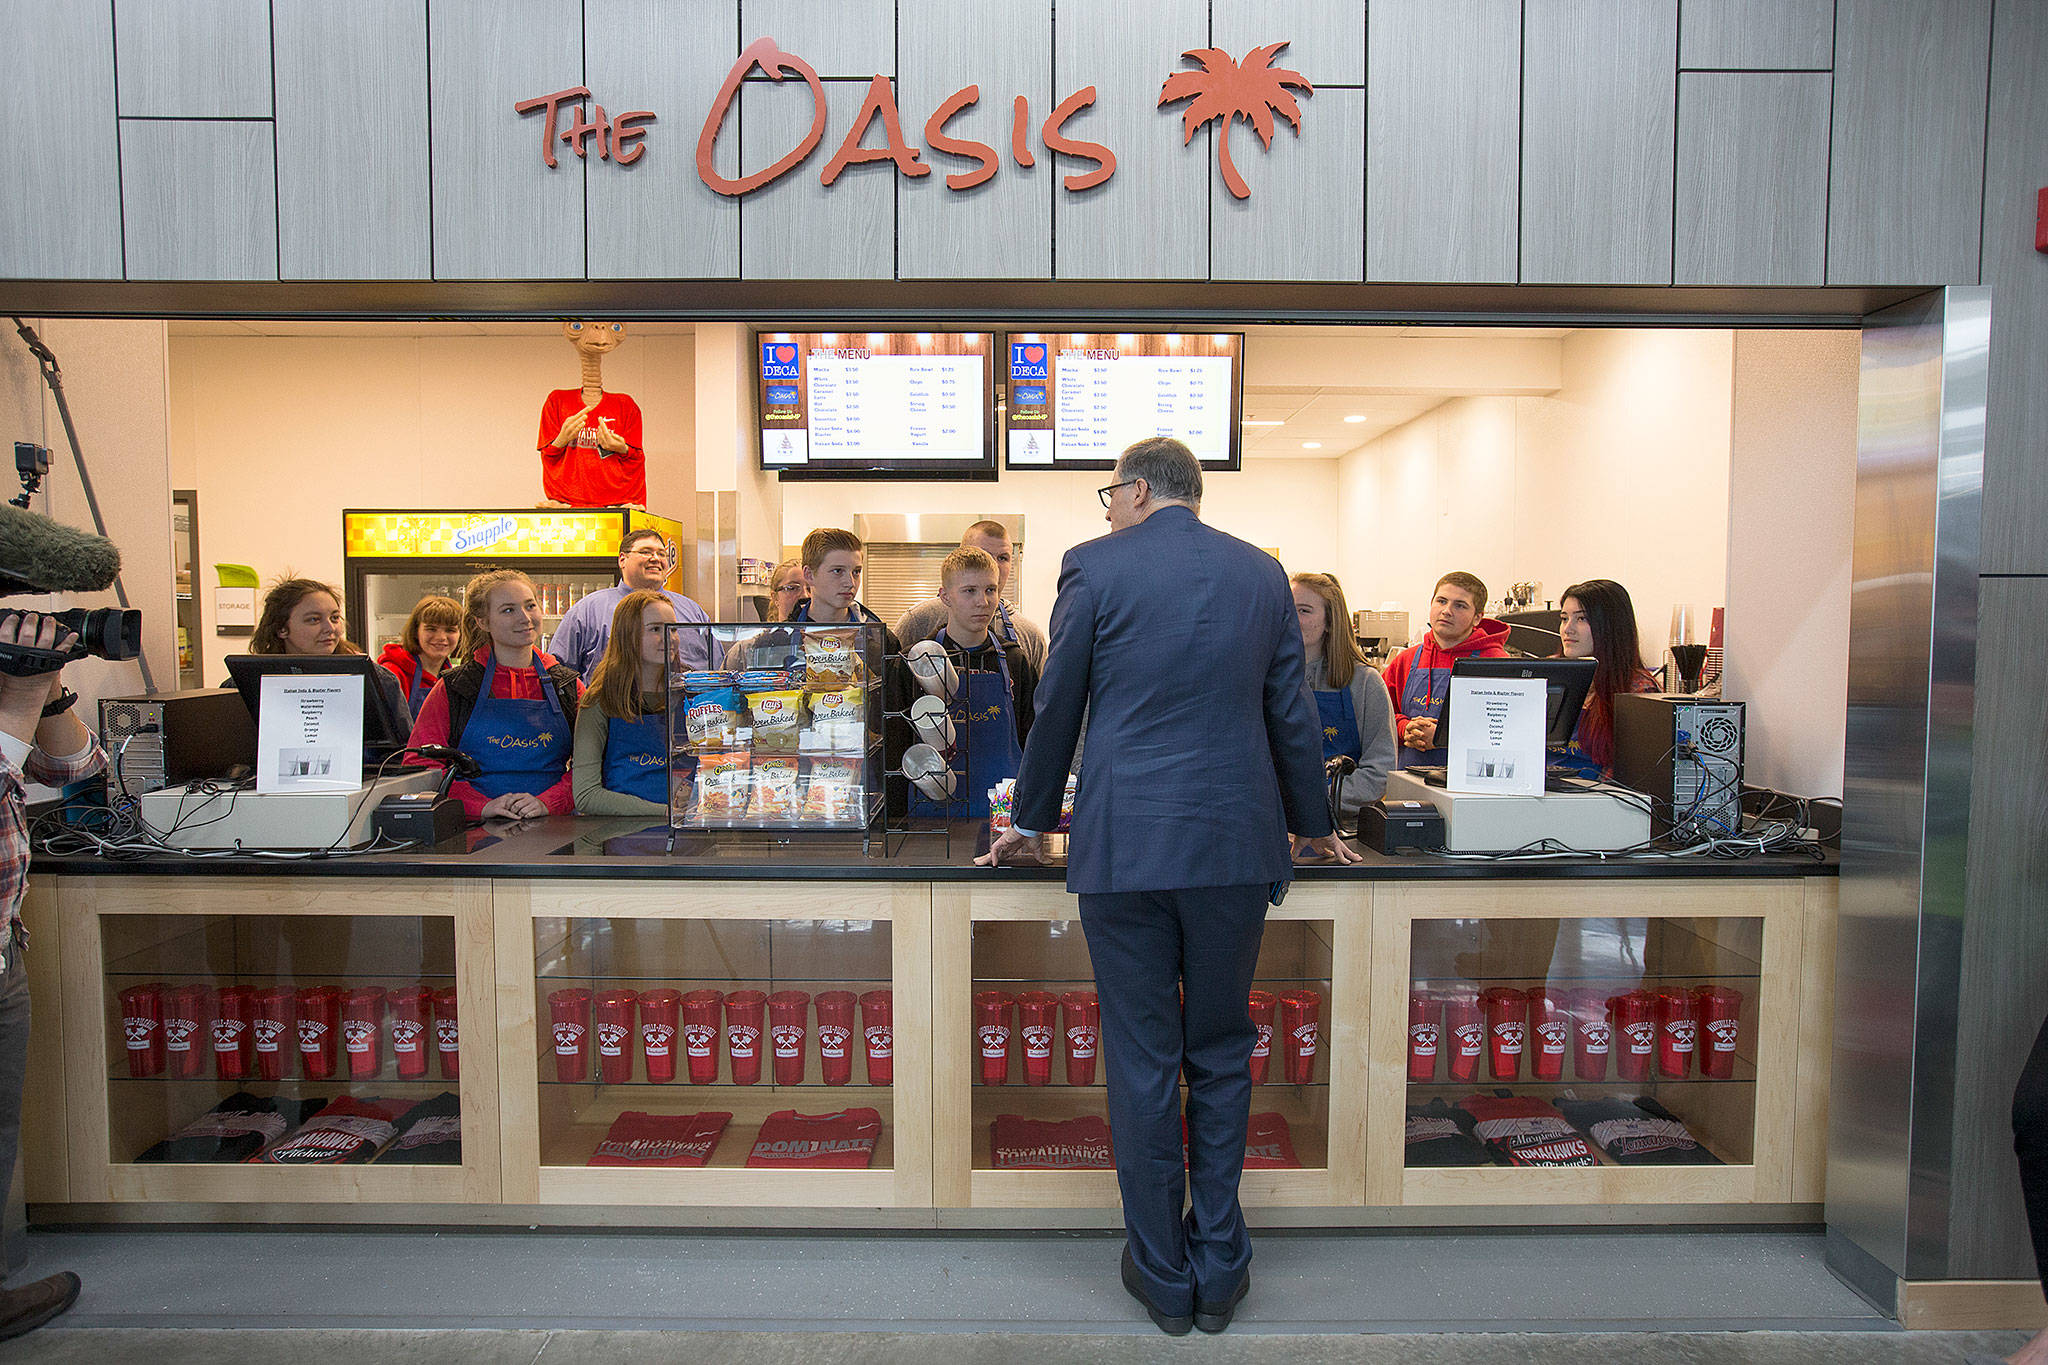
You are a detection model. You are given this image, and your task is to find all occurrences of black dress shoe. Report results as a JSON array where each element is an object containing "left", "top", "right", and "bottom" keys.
[
  {"left": 1193, "top": 1272, "right": 1249, "bottom": 1333},
  {"left": 0, "top": 1271, "right": 81, "bottom": 1342},
  {"left": 1120, "top": 1247, "right": 1192, "bottom": 1336}
]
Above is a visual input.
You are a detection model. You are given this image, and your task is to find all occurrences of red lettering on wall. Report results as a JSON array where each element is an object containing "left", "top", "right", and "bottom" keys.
[
  {"left": 1010, "top": 95, "right": 1035, "bottom": 168},
  {"left": 696, "top": 37, "right": 828, "bottom": 196},
  {"left": 925, "top": 85, "right": 997, "bottom": 191},
  {"left": 562, "top": 101, "right": 610, "bottom": 160},
  {"left": 610, "top": 111, "right": 655, "bottom": 166},
  {"left": 821, "top": 74, "right": 931, "bottom": 185},
  {"left": 1041, "top": 87, "right": 1115, "bottom": 192},
  {"left": 513, "top": 86, "right": 592, "bottom": 169}
]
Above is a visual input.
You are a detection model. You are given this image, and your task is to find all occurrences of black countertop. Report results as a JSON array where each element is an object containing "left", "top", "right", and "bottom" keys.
[{"left": 32, "top": 816, "right": 1838, "bottom": 882}]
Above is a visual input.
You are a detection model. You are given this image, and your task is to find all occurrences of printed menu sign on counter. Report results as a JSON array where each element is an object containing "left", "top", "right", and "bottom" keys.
[
  {"left": 255, "top": 674, "right": 363, "bottom": 794},
  {"left": 1006, "top": 331, "right": 1242, "bottom": 471},
  {"left": 758, "top": 332, "right": 995, "bottom": 479}
]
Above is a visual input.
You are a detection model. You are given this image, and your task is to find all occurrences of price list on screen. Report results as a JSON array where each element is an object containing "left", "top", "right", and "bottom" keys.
[
  {"left": 805, "top": 351, "right": 984, "bottom": 463},
  {"left": 1006, "top": 334, "right": 1241, "bottom": 469}
]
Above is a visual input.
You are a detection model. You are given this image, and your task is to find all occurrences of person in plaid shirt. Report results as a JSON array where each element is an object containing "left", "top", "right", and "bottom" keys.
[{"left": 0, "top": 610, "right": 104, "bottom": 1340}]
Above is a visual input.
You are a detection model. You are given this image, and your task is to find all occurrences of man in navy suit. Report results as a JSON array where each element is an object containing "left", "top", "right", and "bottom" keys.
[{"left": 980, "top": 437, "right": 1359, "bottom": 1334}]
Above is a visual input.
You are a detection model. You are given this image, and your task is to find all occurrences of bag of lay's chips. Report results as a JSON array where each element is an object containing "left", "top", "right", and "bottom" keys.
[
  {"left": 746, "top": 689, "right": 804, "bottom": 753},
  {"left": 802, "top": 684, "right": 866, "bottom": 754}
]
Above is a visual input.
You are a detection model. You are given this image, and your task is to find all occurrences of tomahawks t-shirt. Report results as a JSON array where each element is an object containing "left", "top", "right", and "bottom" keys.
[
  {"left": 992, "top": 1114, "right": 1114, "bottom": 1170},
  {"left": 1456, "top": 1094, "right": 1596, "bottom": 1167},
  {"left": 255, "top": 1096, "right": 405, "bottom": 1164},
  {"left": 588, "top": 1111, "right": 732, "bottom": 1168}
]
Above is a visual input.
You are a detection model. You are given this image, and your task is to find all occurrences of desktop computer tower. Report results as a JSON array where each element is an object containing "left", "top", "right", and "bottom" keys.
[
  {"left": 97, "top": 688, "right": 257, "bottom": 799},
  {"left": 1611, "top": 693, "right": 1746, "bottom": 842}
]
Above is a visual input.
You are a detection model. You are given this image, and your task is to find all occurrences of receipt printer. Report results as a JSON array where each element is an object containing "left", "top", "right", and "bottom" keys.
[
  {"left": 371, "top": 789, "right": 465, "bottom": 847},
  {"left": 1361, "top": 798, "right": 1445, "bottom": 853}
]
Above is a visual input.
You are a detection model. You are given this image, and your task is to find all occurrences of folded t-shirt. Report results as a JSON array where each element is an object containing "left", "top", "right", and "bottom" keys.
[
  {"left": 1241, "top": 1112, "right": 1300, "bottom": 1170},
  {"left": 376, "top": 1092, "right": 463, "bottom": 1165},
  {"left": 993, "top": 1114, "right": 1114, "bottom": 1170},
  {"left": 588, "top": 1110, "right": 731, "bottom": 1168},
  {"left": 1457, "top": 1094, "right": 1597, "bottom": 1167},
  {"left": 254, "top": 1095, "right": 406, "bottom": 1164},
  {"left": 746, "top": 1108, "right": 881, "bottom": 1169},
  {"left": 1557, "top": 1095, "right": 1721, "bottom": 1166},
  {"left": 1404, "top": 1099, "right": 1491, "bottom": 1168},
  {"left": 137, "top": 1093, "right": 325, "bottom": 1164}
]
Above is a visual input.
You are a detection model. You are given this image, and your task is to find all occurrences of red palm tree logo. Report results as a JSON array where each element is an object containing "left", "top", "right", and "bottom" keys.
[{"left": 1158, "top": 41, "right": 1312, "bottom": 200}]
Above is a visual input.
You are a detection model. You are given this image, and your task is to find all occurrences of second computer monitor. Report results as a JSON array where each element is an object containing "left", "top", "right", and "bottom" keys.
[{"left": 1443, "top": 657, "right": 1598, "bottom": 749}]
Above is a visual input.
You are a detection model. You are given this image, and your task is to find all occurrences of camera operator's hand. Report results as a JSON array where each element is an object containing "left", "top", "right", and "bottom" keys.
[{"left": 0, "top": 611, "right": 85, "bottom": 751}]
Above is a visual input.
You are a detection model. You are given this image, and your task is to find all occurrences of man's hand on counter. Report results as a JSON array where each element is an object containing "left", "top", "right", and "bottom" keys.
[
  {"left": 1293, "top": 833, "right": 1364, "bottom": 864},
  {"left": 977, "top": 828, "right": 1046, "bottom": 867}
]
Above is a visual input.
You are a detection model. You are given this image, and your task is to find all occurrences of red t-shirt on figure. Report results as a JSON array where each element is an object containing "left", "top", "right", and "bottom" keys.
[{"left": 537, "top": 389, "right": 646, "bottom": 506}]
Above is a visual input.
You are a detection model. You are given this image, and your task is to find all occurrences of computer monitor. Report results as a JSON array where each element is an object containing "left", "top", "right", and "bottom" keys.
[
  {"left": 1497, "top": 609, "right": 1564, "bottom": 659},
  {"left": 225, "top": 654, "right": 414, "bottom": 754},
  {"left": 1442, "top": 657, "right": 1598, "bottom": 749}
]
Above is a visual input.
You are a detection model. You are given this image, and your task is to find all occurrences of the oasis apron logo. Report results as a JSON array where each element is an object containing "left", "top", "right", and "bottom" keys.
[
  {"left": 515, "top": 37, "right": 1310, "bottom": 202},
  {"left": 452, "top": 515, "right": 517, "bottom": 554}
]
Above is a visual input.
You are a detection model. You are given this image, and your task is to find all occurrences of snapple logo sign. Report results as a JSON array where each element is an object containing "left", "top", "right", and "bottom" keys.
[
  {"left": 453, "top": 515, "right": 517, "bottom": 555},
  {"left": 516, "top": 37, "right": 1312, "bottom": 202}
]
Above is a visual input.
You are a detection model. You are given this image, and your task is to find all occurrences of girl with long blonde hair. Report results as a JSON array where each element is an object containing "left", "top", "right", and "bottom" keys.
[
  {"left": 572, "top": 589, "right": 678, "bottom": 816},
  {"left": 1289, "top": 571, "right": 1397, "bottom": 828}
]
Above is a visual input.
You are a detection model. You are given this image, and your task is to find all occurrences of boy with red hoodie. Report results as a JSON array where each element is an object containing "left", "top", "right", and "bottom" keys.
[{"left": 1382, "top": 571, "right": 1511, "bottom": 769}]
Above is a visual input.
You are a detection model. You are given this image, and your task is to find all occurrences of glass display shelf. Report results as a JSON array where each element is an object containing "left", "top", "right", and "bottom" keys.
[
  {"left": 537, "top": 1092, "right": 898, "bottom": 1171},
  {"left": 967, "top": 1088, "right": 1330, "bottom": 1173}
]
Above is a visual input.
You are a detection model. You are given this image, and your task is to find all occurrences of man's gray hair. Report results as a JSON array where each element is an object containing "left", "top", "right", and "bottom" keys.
[{"left": 1114, "top": 437, "right": 1203, "bottom": 505}]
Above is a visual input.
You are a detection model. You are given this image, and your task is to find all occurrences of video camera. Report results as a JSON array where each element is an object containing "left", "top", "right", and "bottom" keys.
[{"left": 0, "top": 442, "right": 142, "bottom": 676}]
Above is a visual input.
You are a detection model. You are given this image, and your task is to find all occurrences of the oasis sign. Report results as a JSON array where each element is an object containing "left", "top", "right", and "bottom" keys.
[{"left": 515, "top": 36, "right": 1311, "bottom": 201}]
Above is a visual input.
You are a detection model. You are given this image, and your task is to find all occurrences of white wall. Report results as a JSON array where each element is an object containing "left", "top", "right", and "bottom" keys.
[
  {"left": 776, "top": 459, "right": 1343, "bottom": 621},
  {"left": 169, "top": 332, "right": 696, "bottom": 681}
]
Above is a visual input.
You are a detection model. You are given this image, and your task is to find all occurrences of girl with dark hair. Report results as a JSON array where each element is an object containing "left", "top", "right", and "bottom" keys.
[
  {"left": 249, "top": 577, "right": 363, "bottom": 657},
  {"left": 1555, "top": 578, "right": 1658, "bottom": 778},
  {"left": 572, "top": 589, "right": 677, "bottom": 817}
]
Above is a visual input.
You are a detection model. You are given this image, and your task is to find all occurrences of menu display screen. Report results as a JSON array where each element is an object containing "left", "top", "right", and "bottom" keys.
[
  {"left": 1005, "top": 332, "right": 1243, "bottom": 471},
  {"left": 757, "top": 332, "right": 996, "bottom": 480}
]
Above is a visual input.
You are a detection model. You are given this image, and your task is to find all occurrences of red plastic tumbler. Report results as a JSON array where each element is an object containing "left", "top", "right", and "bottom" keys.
[
  {"left": 163, "top": 983, "right": 208, "bottom": 1079},
  {"left": 1570, "top": 988, "right": 1611, "bottom": 1082},
  {"left": 296, "top": 985, "right": 341, "bottom": 1080},
  {"left": 1655, "top": 988, "right": 1697, "bottom": 1079},
  {"left": 860, "top": 989, "right": 894, "bottom": 1085},
  {"left": 251, "top": 985, "right": 292, "bottom": 1082},
  {"left": 725, "top": 989, "right": 767, "bottom": 1085},
  {"left": 1247, "top": 989, "right": 1276, "bottom": 1084},
  {"left": 430, "top": 985, "right": 460, "bottom": 1080},
  {"left": 975, "top": 990, "right": 1014, "bottom": 1085},
  {"left": 1481, "top": 986, "right": 1526, "bottom": 1081},
  {"left": 1443, "top": 991, "right": 1484, "bottom": 1083},
  {"left": 343, "top": 986, "right": 386, "bottom": 1081},
  {"left": 595, "top": 988, "right": 638, "bottom": 1085},
  {"left": 547, "top": 987, "right": 591, "bottom": 1083},
  {"left": 1278, "top": 989, "right": 1321, "bottom": 1085},
  {"left": 212, "top": 984, "right": 255, "bottom": 1081},
  {"left": 1061, "top": 990, "right": 1099, "bottom": 1086},
  {"left": 768, "top": 990, "right": 811, "bottom": 1085},
  {"left": 1407, "top": 989, "right": 1441, "bottom": 1082},
  {"left": 1017, "top": 991, "right": 1058, "bottom": 1086},
  {"left": 639, "top": 988, "right": 682, "bottom": 1084},
  {"left": 387, "top": 985, "right": 430, "bottom": 1080},
  {"left": 118, "top": 982, "right": 164, "bottom": 1078},
  {"left": 1693, "top": 984, "right": 1743, "bottom": 1079},
  {"left": 682, "top": 989, "right": 723, "bottom": 1084},
  {"left": 1529, "top": 988, "right": 1570, "bottom": 1082},
  {"left": 814, "top": 990, "right": 857, "bottom": 1086},
  {"left": 1609, "top": 989, "right": 1657, "bottom": 1082}
]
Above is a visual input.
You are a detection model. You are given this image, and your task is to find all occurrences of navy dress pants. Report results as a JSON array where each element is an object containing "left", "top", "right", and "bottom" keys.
[{"left": 1078, "top": 883, "right": 1269, "bottom": 1318}]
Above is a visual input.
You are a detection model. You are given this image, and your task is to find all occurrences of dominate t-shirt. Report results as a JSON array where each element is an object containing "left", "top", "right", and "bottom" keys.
[
  {"left": 255, "top": 1096, "right": 406, "bottom": 1164},
  {"left": 588, "top": 1111, "right": 732, "bottom": 1168},
  {"left": 1241, "top": 1112, "right": 1301, "bottom": 1170},
  {"left": 992, "top": 1114, "right": 1114, "bottom": 1170},
  {"left": 138, "top": 1093, "right": 325, "bottom": 1164},
  {"left": 746, "top": 1108, "right": 881, "bottom": 1169}
]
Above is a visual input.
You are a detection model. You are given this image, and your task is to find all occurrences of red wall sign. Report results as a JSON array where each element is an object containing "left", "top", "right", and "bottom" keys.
[{"left": 515, "top": 37, "right": 1311, "bottom": 201}]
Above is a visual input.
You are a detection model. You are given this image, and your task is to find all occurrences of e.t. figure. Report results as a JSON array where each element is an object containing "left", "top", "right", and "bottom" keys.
[{"left": 536, "top": 320, "right": 645, "bottom": 507}]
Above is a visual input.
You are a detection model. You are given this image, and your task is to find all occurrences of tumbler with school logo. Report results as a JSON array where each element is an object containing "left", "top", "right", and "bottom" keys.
[
  {"left": 118, "top": 982, "right": 164, "bottom": 1078},
  {"left": 1609, "top": 989, "right": 1657, "bottom": 1082},
  {"left": 639, "top": 988, "right": 682, "bottom": 1084},
  {"left": 1528, "top": 989, "right": 1570, "bottom": 1082},
  {"left": 1693, "top": 984, "right": 1743, "bottom": 1079},
  {"left": 814, "top": 991, "right": 857, "bottom": 1086},
  {"left": 163, "top": 983, "right": 209, "bottom": 1079},
  {"left": 860, "top": 989, "right": 893, "bottom": 1085},
  {"left": 1278, "top": 989, "right": 1321, "bottom": 1085},
  {"left": 387, "top": 985, "right": 430, "bottom": 1081},
  {"left": 1247, "top": 990, "right": 1276, "bottom": 1084},
  {"left": 1570, "top": 988, "right": 1611, "bottom": 1081},
  {"left": 548, "top": 987, "right": 591, "bottom": 1084},
  {"left": 1655, "top": 988, "right": 1697, "bottom": 1079},
  {"left": 595, "top": 989, "right": 638, "bottom": 1085},
  {"left": 1061, "top": 990, "right": 1099, "bottom": 1086},
  {"left": 430, "top": 985, "right": 460, "bottom": 1079},
  {"left": 682, "top": 989, "right": 723, "bottom": 1084},
  {"left": 975, "top": 990, "right": 1015, "bottom": 1085},
  {"left": 768, "top": 990, "right": 811, "bottom": 1085},
  {"left": 296, "top": 985, "right": 341, "bottom": 1080},
  {"left": 343, "top": 986, "right": 387, "bottom": 1081},
  {"left": 1443, "top": 991, "right": 1484, "bottom": 1083},
  {"left": 211, "top": 984, "right": 255, "bottom": 1081},
  {"left": 252, "top": 985, "right": 293, "bottom": 1082},
  {"left": 1481, "top": 986, "right": 1526, "bottom": 1082},
  {"left": 725, "top": 989, "right": 767, "bottom": 1085},
  {"left": 1017, "top": 991, "right": 1058, "bottom": 1087},
  {"left": 1407, "top": 989, "right": 1441, "bottom": 1082}
]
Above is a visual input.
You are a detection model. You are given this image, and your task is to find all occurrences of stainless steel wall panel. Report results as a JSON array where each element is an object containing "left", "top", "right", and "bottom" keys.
[
  {"left": 1826, "top": 0, "right": 1991, "bottom": 287},
  {"left": 1674, "top": 72, "right": 1828, "bottom": 286},
  {"left": 428, "top": 0, "right": 584, "bottom": 281},
  {"left": 114, "top": 0, "right": 272, "bottom": 118},
  {"left": 274, "top": 0, "right": 430, "bottom": 280},
  {"left": 1953, "top": 576, "right": 2048, "bottom": 1279},
  {"left": 896, "top": 0, "right": 1052, "bottom": 280},
  {"left": 1212, "top": 88, "right": 1362, "bottom": 282},
  {"left": 1678, "top": 0, "right": 1832, "bottom": 70},
  {"left": 0, "top": 0, "right": 121, "bottom": 279},
  {"left": 1212, "top": 0, "right": 1364, "bottom": 89},
  {"left": 1052, "top": 0, "right": 1210, "bottom": 281},
  {"left": 1828, "top": 288, "right": 1988, "bottom": 1284},
  {"left": 738, "top": 0, "right": 893, "bottom": 77},
  {"left": 738, "top": 80, "right": 892, "bottom": 280},
  {"left": 586, "top": 0, "right": 738, "bottom": 280},
  {"left": 1520, "top": 0, "right": 1677, "bottom": 285},
  {"left": 118, "top": 119, "right": 277, "bottom": 281},
  {"left": 1977, "top": 0, "right": 2048, "bottom": 575},
  {"left": 1365, "top": 0, "right": 1519, "bottom": 284}
]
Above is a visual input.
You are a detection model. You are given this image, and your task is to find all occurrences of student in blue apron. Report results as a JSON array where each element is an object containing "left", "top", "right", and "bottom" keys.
[
  {"left": 907, "top": 547, "right": 1038, "bottom": 820},
  {"left": 405, "top": 569, "right": 582, "bottom": 822},
  {"left": 378, "top": 595, "right": 462, "bottom": 720},
  {"left": 1381, "top": 570, "right": 1511, "bottom": 768},
  {"left": 1290, "top": 572, "right": 1396, "bottom": 833},
  {"left": 244, "top": 575, "right": 412, "bottom": 725},
  {"left": 572, "top": 590, "right": 679, "bottom": 818}
]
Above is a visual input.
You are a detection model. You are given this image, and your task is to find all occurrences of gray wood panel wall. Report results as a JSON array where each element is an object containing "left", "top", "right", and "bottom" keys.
[
  {"left": 1521, "top": 0, "right": 1678, "bottom": 286},
  {"left": 114, "top": 0, "right": 272, "bottom": 118},
  {"left": 0, "top": 0, "right": 122, "bottom": 279},
  {"left": 1213, "top": 88, "right": 1363, "bottom": 283},
  {"left": 740, "top": 0, "right": 895, "bottom": 77},
  {"left": 273, "top": 0, "right": 431, "bottom": 280},
  {"left": 1212, "top": 0, "right": 1364, "bottom": 88},
  {"left": 739, "top": 81, "right": 895, "bottom": 280},
  {"left": 1678, "top": 0, "right": 1832, "bottom": 70},
  {"left": 118, "top": 121, "right": 277, "bottom": 281},
  {"left": 1675, "top": 73, "right": 1829, "bottom": 285},
  {"left": 1826, "top": 0, "right": 1992, "bottom": 287}
]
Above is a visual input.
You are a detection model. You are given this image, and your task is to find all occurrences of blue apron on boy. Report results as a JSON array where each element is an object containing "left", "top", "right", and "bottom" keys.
[
  {"left": 457, "top": 653, "right": 573, "bottom": 798},
  {"left": 1396, "top": 643, "right": 1452, "bottom": 769},
  {"left": 907, "top": 631, "right": 1023, "bottom": 820},
  {"left": 602, "top": 707, "right": 671, "bottom": 805},
  {"left": 1314, "top": 682, "right": 1363, "bottom": 765}
]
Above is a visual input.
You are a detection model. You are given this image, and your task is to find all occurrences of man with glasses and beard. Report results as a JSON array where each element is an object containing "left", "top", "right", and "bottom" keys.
[{"left": 547, "top": 528, "right": 710, "bottom": 681}]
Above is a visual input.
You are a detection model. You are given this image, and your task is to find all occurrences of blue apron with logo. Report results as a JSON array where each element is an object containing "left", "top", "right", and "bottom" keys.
[
  {"left": 404, "top": 656, "right": 436, "bottom": 719},
  {"left": 457, "top": 653, "right": 573, "bottom": 799},
  {"left": 1314, "top": 682, "right": 1363, "bottom": 764},
  {"left": 1396, "top": 641, "right": 1452, "bottom": 769},
  {"left": 602, "top": 706, "right": 670, "bottom": 804},
  {"left": 907, "top": 631, "right": 1023, "bottom": 820}
]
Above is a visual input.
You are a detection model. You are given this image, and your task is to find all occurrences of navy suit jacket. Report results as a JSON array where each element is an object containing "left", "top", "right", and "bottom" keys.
[{"left": 1013, "top": 505, "right": 1332, "bottom": 895}]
